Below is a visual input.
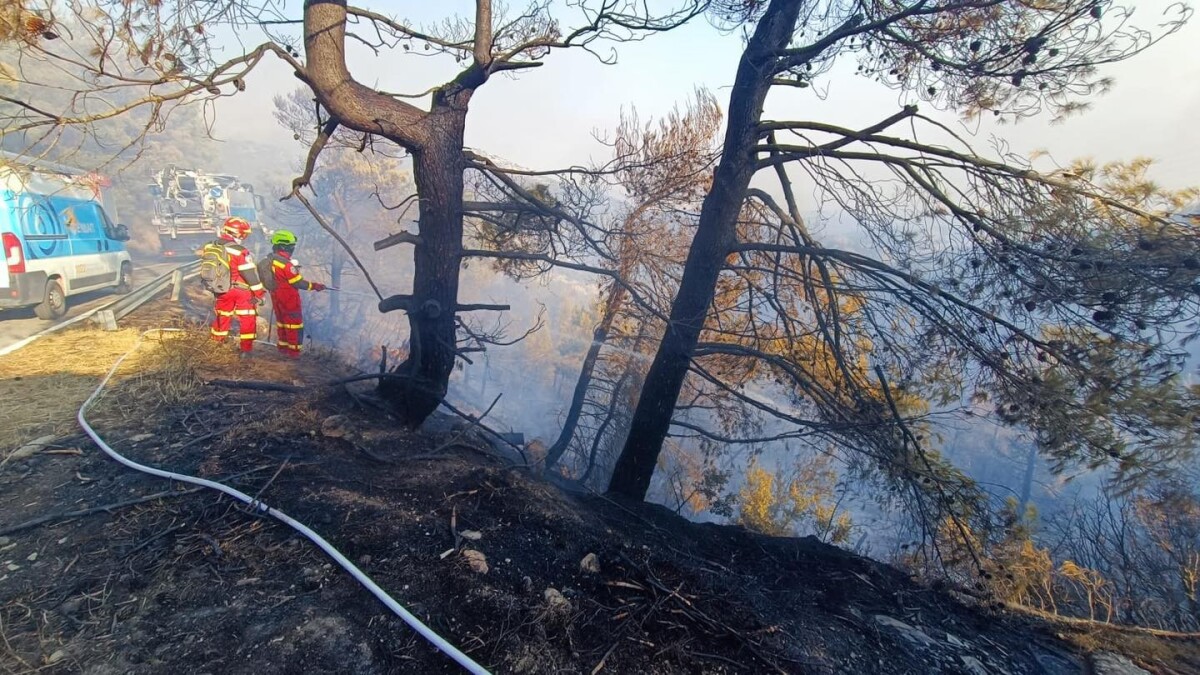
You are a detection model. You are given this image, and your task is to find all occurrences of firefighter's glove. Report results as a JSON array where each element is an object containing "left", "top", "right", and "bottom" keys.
[{"left": 311, "top": 283, "right": 326, "bottom": 292}]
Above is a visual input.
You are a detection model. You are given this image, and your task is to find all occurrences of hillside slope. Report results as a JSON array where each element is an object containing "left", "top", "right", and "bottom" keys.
[{"left": 0, "top": 311, "right": 1197, "bottom": 674}]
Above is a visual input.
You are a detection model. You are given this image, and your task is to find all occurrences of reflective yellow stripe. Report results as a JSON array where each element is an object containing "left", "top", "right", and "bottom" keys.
[
  {"left": 273, "top": 260, "right": 287, "bottom": 268},
  {"left": 216, "top": 309, "right": 235, "bottom": 317},
  {"left": 277, "top": 342, "right": 302, "bottom": 351},
  {"left": 248, "top": 283, "right": 264, "bottom": 291},
  {"left": 287, "top": 274, "right": 303, "bottom": 284},
  {"left": 210, "top": 329, "right": 229, "bottom": 337},
  {"left": 234, "top": 308, "right": 257, "bottom": 316},
  {"left": 277, "top": 322, "right": 304, "bottom": 329},
  {"left": 237, "top": 263, "right": 256, "bottom": 271}
]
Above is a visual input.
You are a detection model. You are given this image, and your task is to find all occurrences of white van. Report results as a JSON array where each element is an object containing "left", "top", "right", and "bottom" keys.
[{"left": 0, "top": 153, "right": 132, "bottom": 320}]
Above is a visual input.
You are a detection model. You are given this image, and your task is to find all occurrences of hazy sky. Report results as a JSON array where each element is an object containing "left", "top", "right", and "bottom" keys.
[{"left": 208, "top": 0, "right": 1200, "bottom": 197}]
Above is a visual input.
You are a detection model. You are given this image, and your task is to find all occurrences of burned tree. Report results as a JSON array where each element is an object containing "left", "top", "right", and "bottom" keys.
[
  {"left": 540, "top": 90, "right": 723, "bottom": 472},
  {"left": 608, "top": 0, "right": 1198, "bottom": 508},
  {"left": 0, "top": 0, "right": 704, "bottom": 427},
  {"left": 297, "top": 0, "right": 711, "bottom": 426}
]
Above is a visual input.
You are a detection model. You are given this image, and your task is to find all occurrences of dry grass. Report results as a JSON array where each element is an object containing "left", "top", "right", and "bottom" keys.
[
  {"left": 88, "top": 330, "right": 237, "bottom": 429},
  {"left": 0, "top": 313, "right": 363, "bottom": 462},
  {"left": 1, "top": 327, "right": 239, "bottom": 451},
  {"left": 0, "top": 328, "right": 145, "bottom": 449}
]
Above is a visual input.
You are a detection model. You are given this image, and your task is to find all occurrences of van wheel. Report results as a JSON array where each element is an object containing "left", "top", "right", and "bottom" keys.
[
  {"left": 115, "top": 262, "right": 133, "bottom": 294},
  {"left": 34, "top": 280, "right": 67, "bottom": 320}
]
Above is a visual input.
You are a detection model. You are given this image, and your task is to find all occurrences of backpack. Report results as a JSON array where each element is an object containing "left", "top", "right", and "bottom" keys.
[
  {"left": 257, "top": 253, "right": 279, "bottom": 292},
  {"left": 198, "top": 240, "right": 232, "bottom": 295}
]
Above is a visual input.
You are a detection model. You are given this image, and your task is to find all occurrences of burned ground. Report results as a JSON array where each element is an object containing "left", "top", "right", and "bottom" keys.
[{"left": 0, "top": 296, "right": 1198, "bottom": 674}]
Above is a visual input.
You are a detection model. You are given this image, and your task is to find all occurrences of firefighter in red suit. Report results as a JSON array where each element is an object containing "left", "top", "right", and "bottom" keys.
[
  {"left": 209, "top": 217, "right": 265, "bottom": 355},
  {"left": 266, "top": 230, "right": 325, "bottom": 358}
]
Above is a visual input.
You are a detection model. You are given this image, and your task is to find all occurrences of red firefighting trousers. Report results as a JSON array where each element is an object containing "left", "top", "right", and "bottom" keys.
[
  {"left": 271, "top": 288, "right": 304, "bottom": 358},
  {"left": 211, "top": 287, "right": 257, "bottom": 352}
]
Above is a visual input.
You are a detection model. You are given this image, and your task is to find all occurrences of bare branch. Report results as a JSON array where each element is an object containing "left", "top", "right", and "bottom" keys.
[
  {"left": 292, "top": 118, "right": 340, "bottom": 192},
  {"left": 373, "top": 230, "right": 422, "bottom": 251},
  {"left": 283, "top": 189, "right": 385, "bottom": 301},
  {"left": 305, "top": 0, "right": 432, "bottom": 150}
]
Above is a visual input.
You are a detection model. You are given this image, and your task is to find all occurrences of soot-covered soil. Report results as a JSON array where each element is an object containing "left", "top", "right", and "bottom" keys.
[{"left": 0, "top": 323, "right": 1197, "bottom": 674}]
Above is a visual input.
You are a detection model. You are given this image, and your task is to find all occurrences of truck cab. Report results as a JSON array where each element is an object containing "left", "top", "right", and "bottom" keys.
[
  {"left": 1, "top": 154, "right": 133, "bottom": 320},
  {"left": 150, "top": 167, "right": 266, "bottom": 258}
]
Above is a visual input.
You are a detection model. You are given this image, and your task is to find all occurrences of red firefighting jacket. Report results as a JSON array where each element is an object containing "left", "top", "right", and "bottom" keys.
[
  {"left": 269, "top": 250, "right": 316, "bottom": 305},
  {"left": 218, "top": 234, "right": 264, "bottom": 294}
]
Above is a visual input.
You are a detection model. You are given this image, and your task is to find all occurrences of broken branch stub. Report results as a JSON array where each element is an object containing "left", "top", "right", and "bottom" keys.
[{"left": 373, "top": 231, "right": 422, "bottom": 251}]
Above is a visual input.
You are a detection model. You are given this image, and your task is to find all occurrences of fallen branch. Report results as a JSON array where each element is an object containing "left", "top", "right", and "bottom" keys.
[
  {"left": 124, "top": 524, "right": 186, "bottom": 557},
  {"left": 247, "top": 458, "right": 291, "bottom": 509},
  {"left": 439, "top": 397, "right": 529, "bottom": 465},
  {"left": 197, "top": 532, "right": 224, "bottom": 558},
  {"left": 344, "top": 387, "right": 397, "bottom": 419},
  {"left": 207, "top": 379, "right": 304, "bottom": 393},
  {"left": 175, "top": 430, "right": 222, "bottom": 452},
  {"left": 0, "top": 487, "right": 203, "bottom": 536},
  {"left": 207, "top": 372, "right": 418, "bottom": 393},
  {"left": 1008, "top": 603, "right": 1200, "bottom": 640},
  {"left": 402, "top": 443, "right": 503, "bottom": 463},
  {"left": 354, "top": 443, "right": 397, "bottom": 464},
  {"left": 616, "top": 552, "right": 793, "bottom": 674},
  {"left": 0, "top": 465, "right": 272, "bottom": 536},
  {"left": 432, "top": 394, "right": 502, "bottom": 454}
]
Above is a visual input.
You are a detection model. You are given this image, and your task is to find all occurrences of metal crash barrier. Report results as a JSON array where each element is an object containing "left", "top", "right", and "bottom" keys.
[{"left": 92, "top": 260, "right": 200, "bottom": 330}]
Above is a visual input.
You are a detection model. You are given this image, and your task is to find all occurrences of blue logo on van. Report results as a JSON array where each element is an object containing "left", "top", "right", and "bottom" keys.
[
  {"left": 209, "top": 187, "right": 224, "bottom": 199},
  {"left": 17, "top": 194, "right": 66, "bottom": 258}
]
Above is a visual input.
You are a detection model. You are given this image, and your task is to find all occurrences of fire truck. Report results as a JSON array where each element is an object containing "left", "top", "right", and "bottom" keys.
[{"left": 148, "top": 166, "right": 267, "bottom": 257}]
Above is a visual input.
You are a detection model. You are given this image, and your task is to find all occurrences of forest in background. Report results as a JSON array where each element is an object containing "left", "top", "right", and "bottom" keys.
[{"left": 2, "top": 0, "right": 1199, "bottom": 633}]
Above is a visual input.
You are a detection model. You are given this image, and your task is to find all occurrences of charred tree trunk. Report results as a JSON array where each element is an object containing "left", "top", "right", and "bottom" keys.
[
  {"left": 305, "top": 0, "right": 484, "bottom": 429},
  {"left": 327, "top": 193, "right": 351, "bottom": 333},
  {"left": 543, "top": 283, "right": 627, "bottom": 471},
  {"left": 379, "top": 130, "right": 467, "bottom": 427},
  {"left": 578, "top": 366, "right": 634, "bottom": 486},
  {"left": 480, "top": 352, "right": 490, "bottom": 398},
  {"left": 329, "top": 250, "right": 343, "bottom": 321},
  {"left": 580, "top": 324, "right": 649, "bottom": 485},
  {"left": 607, "top": 0, "right": 803, "bottom": 500}
]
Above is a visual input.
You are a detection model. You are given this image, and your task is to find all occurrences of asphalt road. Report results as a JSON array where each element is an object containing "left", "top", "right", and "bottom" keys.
[{"left": 0, "top": 259, "right": 181, "bottom": 353}]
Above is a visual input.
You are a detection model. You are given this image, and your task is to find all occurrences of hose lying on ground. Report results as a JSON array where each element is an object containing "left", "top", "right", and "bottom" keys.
[{"left": 76, "top": 329, "right": 491, "bottom": 675}]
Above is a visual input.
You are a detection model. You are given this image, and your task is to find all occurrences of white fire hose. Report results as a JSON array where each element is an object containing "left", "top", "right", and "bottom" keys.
[{"left": 76, "top": 329, "right": 491, "bottom": 675}]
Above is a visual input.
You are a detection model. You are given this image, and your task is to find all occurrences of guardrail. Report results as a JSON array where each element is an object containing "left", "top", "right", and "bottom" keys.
[
  {"left": 92, "top": 260, "right": 200, "bottom": 330},
  {"left": 0, "top": 261, "right": 202, "bottom": 357}
]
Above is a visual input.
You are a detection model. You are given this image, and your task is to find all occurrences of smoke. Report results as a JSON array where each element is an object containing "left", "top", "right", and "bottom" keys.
[{"left": 206, "top": 133, "right": 1180, "bottom": 561}]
